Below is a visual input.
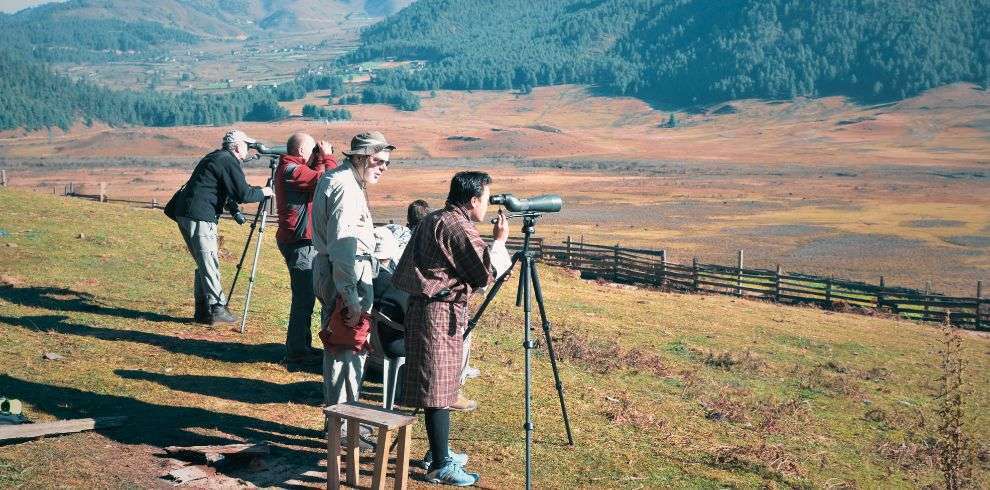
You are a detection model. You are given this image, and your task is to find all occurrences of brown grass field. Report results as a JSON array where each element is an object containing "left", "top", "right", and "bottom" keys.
[
  {"left": 1, "top": 189, "right": 988, "bottom": 488},
  {"left": 1, "top": 83, "right": 987, "bottom": 295}
]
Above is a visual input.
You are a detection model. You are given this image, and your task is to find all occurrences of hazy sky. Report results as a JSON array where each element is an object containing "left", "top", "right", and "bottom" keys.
[{"left": 0, "top": 0, "right": 63, "bottom": 13}]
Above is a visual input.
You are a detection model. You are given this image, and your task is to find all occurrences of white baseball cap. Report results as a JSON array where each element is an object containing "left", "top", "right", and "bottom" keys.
[{"left": 222, "top": 129, "right": 256, "bottom": 146}]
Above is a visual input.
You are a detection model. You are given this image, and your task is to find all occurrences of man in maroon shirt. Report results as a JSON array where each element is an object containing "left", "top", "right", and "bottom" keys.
[
  {"left": 275, "top": 132, "right": 336, "bottom": 363},
  {"left": 392, "top": 171, "right": 509, "bottom": 485}
]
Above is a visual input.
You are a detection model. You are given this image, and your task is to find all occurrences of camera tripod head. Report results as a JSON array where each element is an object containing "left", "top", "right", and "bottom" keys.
[{"left": 490, "top": 211, "right": 543, "bottom": 226}]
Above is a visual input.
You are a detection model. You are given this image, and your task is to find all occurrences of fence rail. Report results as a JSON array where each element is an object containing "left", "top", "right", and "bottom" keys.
[
  {"left": 12, "top": 176, "right": 986, "bottom": 331},
  {"left": 513, "top": 234, "right": 987, "bottom": 331}
]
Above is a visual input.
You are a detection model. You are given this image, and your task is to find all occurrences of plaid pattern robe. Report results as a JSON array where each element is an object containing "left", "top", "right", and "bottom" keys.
[{"left": 392, "top": 205, "right": 496, "bottom": 408}]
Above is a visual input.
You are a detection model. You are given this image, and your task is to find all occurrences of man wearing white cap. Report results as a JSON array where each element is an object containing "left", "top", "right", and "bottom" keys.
[{"left": 167, "top": 129, "right": 274, "bottom": 324}]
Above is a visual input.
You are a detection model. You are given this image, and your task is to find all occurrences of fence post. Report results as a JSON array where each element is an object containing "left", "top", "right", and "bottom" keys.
[
  {"left": 877, "top": 275, "right": 885, "bottom": 311},
  {"left": 152, "top": 198, "right": 158, "bottom": 209},
  {"left": 825, "top": 278, "right": 833, "bottom": 305},
  {"left": 736, "top": 249, "right": 744, "bottom": 297},
  {"left": 924, "top": 280, "right": 932, "bottom": 319},
  {"left": 659, "top": 249, "right": 667, "bottom": 289},
  {"left": 774, "top": 264, "right": 781, "bottom": 302},
  {"left": 692, "top": 257, "right": 699, "bottom": 292},
  {"left": 565, "top": 236, "right": 572, "bottom": 268},
  {"left": 977, "top": 281, "right": 983, "bottom": 330},
  {"left": 0, "top": 169, "right": 7, "bottom": 187},
  {"left": 612, "top": 244, "right": 620, "bottom": 282},
  {"left": 99, "top": 182, "right": 107, "bottom": 203}
]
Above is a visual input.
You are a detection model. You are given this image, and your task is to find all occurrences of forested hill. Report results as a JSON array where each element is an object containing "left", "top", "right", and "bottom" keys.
[
  {"left": 0, "top": 48, "right": 351, "bottom": 131},
  {"left": 349, "top": 0, "right": 990, "bottom": 105}
]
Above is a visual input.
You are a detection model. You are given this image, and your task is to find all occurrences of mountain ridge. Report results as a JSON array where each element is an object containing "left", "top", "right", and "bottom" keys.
[{"left": 352, "top": 0, "right": 989, "bottom": 106}]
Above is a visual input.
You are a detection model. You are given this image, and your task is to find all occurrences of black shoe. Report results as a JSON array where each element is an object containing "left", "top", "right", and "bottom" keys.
[
  {"left": 210, "top": 305, "right": 238, "bottom": 324},
  {"left": 284, "top": 352, "right": 322, "bottom": 366},
  {"left": 333, "top": 424, "right": 376, "bottom": 451}
]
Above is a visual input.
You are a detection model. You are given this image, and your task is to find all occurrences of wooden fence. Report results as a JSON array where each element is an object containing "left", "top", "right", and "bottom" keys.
[
  {"left": 9, "top": 175, "right": 987, "bottom": 330},
  {"left": 508, "top": 235, "right": 988, "bottom": 331}
]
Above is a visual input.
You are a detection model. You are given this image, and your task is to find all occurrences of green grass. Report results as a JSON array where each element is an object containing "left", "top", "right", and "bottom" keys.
[{"left": 0, "top": 188, "right": 988, "bottom": 488}]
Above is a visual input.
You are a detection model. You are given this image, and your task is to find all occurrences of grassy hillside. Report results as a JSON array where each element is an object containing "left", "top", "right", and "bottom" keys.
[{"left": 0, "top": 188, "right": 988, "bottom": 488}]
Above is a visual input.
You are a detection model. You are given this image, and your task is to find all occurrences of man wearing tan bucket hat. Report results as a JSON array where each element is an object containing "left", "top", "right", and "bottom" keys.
[{"left": 312, "top": 131, "right": 395, "bottom": 425}]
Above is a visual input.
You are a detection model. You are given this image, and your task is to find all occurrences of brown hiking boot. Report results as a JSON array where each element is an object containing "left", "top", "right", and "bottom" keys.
[{"left": 446, "top": 393, "right": 478, "bottom": 412}]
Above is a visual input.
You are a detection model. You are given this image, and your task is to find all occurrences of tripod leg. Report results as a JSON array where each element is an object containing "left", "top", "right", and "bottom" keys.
[
  {"left": 520, "top": 254, "right": 534, "bottom": 490},
  {"left": 530, "top": 262, "right": 575, "bottom": 446},
  {"left": 239, "top": 204, "right": 269, "bottom": 334},
  {"left": 463, "top": 252, "right": 521, "bottom": 339},
  {"left": 225, "top": 203, "right": 265, "bottom": 306}
]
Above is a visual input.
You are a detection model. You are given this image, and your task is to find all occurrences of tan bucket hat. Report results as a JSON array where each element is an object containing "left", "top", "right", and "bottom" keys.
[{"left": 342, "top": 131, "right": 396, "bottom": 156}]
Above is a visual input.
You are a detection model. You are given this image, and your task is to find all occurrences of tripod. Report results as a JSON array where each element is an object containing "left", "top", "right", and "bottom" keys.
[
  {"left": 226, "top": 156, "right": 277, "bottom": 334},
  {"left": 463, "top": 212, "right": 574, "bottom": 490}
]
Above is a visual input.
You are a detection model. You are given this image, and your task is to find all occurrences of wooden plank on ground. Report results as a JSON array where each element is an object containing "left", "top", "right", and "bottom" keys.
[
  {"left": 0, "top": 416, "right": 126, "bottom": 442},
  {"left": 164, "top": 442, "right": 269, "bottom": 464}
]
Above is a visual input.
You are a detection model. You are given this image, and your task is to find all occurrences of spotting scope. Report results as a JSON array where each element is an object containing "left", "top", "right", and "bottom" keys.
[{"left": 489, "top": 194, "right": 563, "bottom": 213}]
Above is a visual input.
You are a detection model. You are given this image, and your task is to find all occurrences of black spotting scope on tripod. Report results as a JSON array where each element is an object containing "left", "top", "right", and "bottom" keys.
[{"left": 466, "top": 193, "right": 573, "bottom": 490}]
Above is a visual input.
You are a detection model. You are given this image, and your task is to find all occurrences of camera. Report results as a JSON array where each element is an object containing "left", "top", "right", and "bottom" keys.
[
  {"left": 225, "top": 199, "right": 247, "bottom": 225},
  {"left": 247, "top": 142, "right": 287, "bottom": 155},
  {"left": 489, "top": 193, "right": 563, "bottom": 213}
]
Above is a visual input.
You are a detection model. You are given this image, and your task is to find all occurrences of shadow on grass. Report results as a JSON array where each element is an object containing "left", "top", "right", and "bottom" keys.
[
  {"left": 116, "top": 370, "right": 323, "bottom": 406},
  {"left": 0, "top": 286, "right": 186, "bottom": 323},
  {"left": 1, "top": 314, "right": 284, "bottom": 364},
  {"left": 0, "top": 374, "right": 325, "bottom": 487}
]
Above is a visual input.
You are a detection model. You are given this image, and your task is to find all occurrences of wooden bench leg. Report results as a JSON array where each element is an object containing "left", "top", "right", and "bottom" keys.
[
  {"left": 346, "top": 422, "right": 360, "bottom": 486},
  {"left": 393, "top": 426, "right": 411, "bottom": 490},
  {"left": 327, "top": 415, "right": 342, "bottom": 490},
  {"left": 371, "top": 429, "right": 394, "bottom": 490}
]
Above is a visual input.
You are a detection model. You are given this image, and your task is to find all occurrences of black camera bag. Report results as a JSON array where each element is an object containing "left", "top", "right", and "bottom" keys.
[{"left": 163, "top": 184, "right": 185, "bottom": 221}]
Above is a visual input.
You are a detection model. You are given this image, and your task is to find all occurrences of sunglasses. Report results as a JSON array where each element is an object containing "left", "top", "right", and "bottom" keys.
[{"left": 368, "top": 156, "right": 391, "bottom": 168}]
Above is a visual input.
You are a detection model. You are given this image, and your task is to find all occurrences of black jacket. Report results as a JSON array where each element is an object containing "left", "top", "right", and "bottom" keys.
[{"left": 172, "top": 149, "right": 264, "bottom": 222}]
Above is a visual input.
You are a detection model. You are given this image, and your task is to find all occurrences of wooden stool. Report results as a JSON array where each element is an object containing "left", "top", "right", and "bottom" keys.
[{"left": 325, "top": 401, "right": 416, "bottom": 490}]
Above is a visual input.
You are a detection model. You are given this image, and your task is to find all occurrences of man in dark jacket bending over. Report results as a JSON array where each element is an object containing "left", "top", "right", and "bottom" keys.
[
  {"left": 172, "top": 129, "right": 274, "bottom": 324},
  {"left": 275, "top": 132, "right": 336, "bottom": 362}
]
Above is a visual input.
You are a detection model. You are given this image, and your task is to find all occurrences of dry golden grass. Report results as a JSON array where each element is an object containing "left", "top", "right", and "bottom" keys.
[
  {"left": 1, "top": 188, "right": 988, "bottom": 488},
  {"left": 1, "top": 83, "right": 987, "bottom": 166}
]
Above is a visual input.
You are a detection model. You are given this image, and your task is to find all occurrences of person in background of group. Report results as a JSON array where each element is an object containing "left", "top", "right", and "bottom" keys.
[
  {"left": 384, "top": 199, "right": 430, "bottom": 256},
  {"left": 274, "top": 132, "right": 336, "bottom": 364}
]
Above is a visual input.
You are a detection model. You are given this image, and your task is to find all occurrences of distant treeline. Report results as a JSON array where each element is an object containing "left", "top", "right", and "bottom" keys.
[
  {"left": 302, "top": 104, "right": 352, "bottom": 120},
  {"left": 348, "top": 0, "right": 989, "bottom": 104},
  {"left": 0, "top": 50, "right": 359, "bottom": 130},
  {"left": 336, "top": 83, "right": 421, "bottom": 111}
]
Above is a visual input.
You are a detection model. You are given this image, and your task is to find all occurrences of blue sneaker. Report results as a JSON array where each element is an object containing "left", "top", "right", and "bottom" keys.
[
  {"left": 425, "top": 460, "right": 479, "bottom": 487},
  {"left": 419, "top": 449, "right": 469, "bottom": 471}
]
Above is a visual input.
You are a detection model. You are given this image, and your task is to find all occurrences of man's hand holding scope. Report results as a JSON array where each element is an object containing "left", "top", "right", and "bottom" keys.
[{"left": 493, "top": 208, "right": 509, "bottom": 243}]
